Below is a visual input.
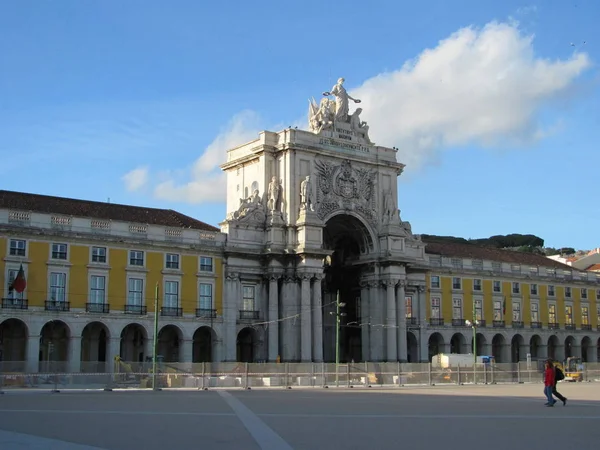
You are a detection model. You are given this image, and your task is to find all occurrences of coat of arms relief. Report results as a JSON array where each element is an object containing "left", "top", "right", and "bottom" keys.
[{"left": 314, "top": 159, "right": 377, "bottom": 225}]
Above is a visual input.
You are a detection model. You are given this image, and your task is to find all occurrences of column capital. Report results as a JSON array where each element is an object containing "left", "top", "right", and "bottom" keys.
[
  {"left": 312, "top": 273, "right": 324, "bottom": 282},
  {"left": 397, "top": 280, "right": 407, "bottom": 288},
  {"left": 267, "top": 274, "right": 281, "bottom": 282},
  {"left": 226, "top": 272, "right": 240, "bottom": 281},
  {"left": 300, "top": 274, "right": 312, "bottom": 282},
  {"left": 283, "top": 275, "right": 297, "bottom": 283},
  {"left": 384, "top": 279, "right": 398, "bottom": 288}
]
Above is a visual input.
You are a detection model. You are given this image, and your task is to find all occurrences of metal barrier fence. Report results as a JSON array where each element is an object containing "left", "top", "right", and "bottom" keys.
[{"left": 1, "top": 362, "right": 600, "bottom": 391}]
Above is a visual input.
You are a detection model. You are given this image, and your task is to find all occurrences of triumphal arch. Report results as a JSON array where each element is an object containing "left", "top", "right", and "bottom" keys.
[{"left": 220, "top": 77, "right": 429, "bottom": 363}]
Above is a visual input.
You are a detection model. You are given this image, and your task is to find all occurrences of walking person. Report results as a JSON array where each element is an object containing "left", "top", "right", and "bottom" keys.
[
  {"left": 552, "top": 362, "right": 568, "bottom": 406},
  {"left": 543, "top": 359, "right": 555, "bottom": 406}
]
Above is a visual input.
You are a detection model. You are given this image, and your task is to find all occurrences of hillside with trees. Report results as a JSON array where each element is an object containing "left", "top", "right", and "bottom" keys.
[{"left": 420, "top": 233, "right": 583, "bottom": 256}]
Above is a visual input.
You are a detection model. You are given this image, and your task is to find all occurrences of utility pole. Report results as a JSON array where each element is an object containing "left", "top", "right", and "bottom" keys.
[
  {"left": 152, "top": 282, "right": 160, "bottom": 391},
  {"left": 333, "top": 290, "right": 346, "bottom": 387}
]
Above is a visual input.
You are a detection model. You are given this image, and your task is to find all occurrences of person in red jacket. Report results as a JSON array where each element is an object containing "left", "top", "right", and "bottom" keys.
[{"left": 544, "top": 359, "right": 556, "bottom": 406}]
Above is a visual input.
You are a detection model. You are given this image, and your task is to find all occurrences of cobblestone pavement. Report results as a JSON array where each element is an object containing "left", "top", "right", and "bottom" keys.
[{"left": 1, "top": 383, "right": 599, "bottom": 449}]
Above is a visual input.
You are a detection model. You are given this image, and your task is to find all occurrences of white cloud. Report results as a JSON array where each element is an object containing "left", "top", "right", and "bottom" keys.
[
  {"left": 122, "top": 166, "right": 149, "bottom": 192},
  {"left": 350, "top": 21, "right": 591, "bottom": 170},
  {"left": 153, "top": 110, "right": 262, "bottom": 204}
]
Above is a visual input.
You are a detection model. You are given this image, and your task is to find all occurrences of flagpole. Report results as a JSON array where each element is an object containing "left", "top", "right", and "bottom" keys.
[{"left": 152, "top": 282, "right": 160, "bottom": 391}]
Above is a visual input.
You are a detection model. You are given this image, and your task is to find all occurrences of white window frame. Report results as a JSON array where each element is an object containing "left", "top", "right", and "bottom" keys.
[
  {"left": 163, "top": 279, "right": 180, "bottom": 308},
  {"left": 49, "top": 271, "right": 68, "bottom": 303},
  {"left": 431, "top": 297, "right": 441, "bottom": 319},
  {"left": 473, "top": 279, "right": 482, "bottom": 291},
  {"left": 581, "top": 288, "right": 587, "bottom": 299},
  {"left": 512, "top": 301, "right": 521, "bottom": 321},
  {"left": 512, "top": 282, "right": 520, "bottom": 295},
  {"left": 493, "top": 280, "right": 502, "bottom": 293},
  {"left": 452, "top": 298, "right": 462, "bottom": 320},
  {"left": 548, "top": 285, "right": 555, "bottom": 297},
  {"left": 8, "top": 239, "right": 27, "bottom": 257},
  {"left": 493, "top": 300, "right": 503, "bottom": 321},
  {"left": 89, "top": 274, "right": 107, "bottom": 304},
  {"left": 581, "top": 306, "right": 589, "bottom": 325},
  {"left": 199, "top": 256, "right": 214, "bottom": 273},
  {"left": 405, "top": 296, "right": 413, "bottom": 318},
  {"left": 565, "top": 304, "right": 573, "bottom": 325},
  {"left": 50, "top": 243, "right": 68, "bottom": 261},
  {"left": 5, "top": 265, "right": 28, "bottom": 299},
  {"left": 242, "top": 285, "right": 255, "bottom": 311},
  {"left": 474, "top": 298, "right": 483, "bottom": 321},
  {"left": 530, "top": 283, "right": 538, "bottom": 296},
  {"left": 452, "top": 277, "right": 461, "bottom": 290},
  {"left": 90, "top": 246, "right": 108, "bottom": 264},
  {"left": 126, "top": 276, "right": 145, "bottom": 306},
  {"left": 165, "top": 253, "right": 180, "bottom": 270},
  {"left": 198, "top": 281, "right": 214, "bottom": 311},
  {"left": 596, "top": 289, "right": 600, "bottom": 301},
  {"left": 565, "top": 286, "right": 572, "bottom": 298},
  {"left": 531, "top": 302, "right": 539, "bottom": 323},
  {"left": 129, "top": 250, "right": 145, "bottom": 267},
  {"left": 430, "top": 275, "right": 440, "bottom": 289},
  {"left": 548, "top": 303, "right": 557, "bottom": 324}
]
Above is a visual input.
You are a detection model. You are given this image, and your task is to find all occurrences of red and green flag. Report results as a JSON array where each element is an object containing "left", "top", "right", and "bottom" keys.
[{"left": 8, "top": 264, "right": 26, "bottom": 294}]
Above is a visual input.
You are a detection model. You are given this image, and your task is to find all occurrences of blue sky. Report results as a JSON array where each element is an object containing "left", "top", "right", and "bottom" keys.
[{"left": 1, "top": 0, "right": 598, "bottom": 249}]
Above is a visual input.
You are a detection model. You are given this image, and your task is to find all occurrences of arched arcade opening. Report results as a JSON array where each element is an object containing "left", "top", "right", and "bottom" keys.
[
  {"left": 157, "top": 325, "right": 182, "bottom": 362},
  {"left": 0, "top": 319, "right": 28, "bottom": 369},
  {"left": 237, "top": 327, "right": 257, "bottom": 363},
  {"left": 81, "top": 321, "right": 109, "bottom": 372},
  {"left": 39, "top": 320, "right": 70, "bottom": 372},
  {"left": 428, "top": 333, "right": 444, "bottom": 361},
  {"left": 193, "top": 326, "right": 216, "bottom": 363},
  {"left": 120, "top": 323, "right": 147, "bottom": 362}
]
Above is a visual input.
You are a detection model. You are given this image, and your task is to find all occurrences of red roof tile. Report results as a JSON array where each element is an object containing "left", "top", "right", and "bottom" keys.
[
  {"left": 423, "top": 238, "right": 572, "bottom": 270},
  {"left": 585, "top": 264, "right": 600, "bottom": 272},
  {"left": 0, "top": 190, "right": 218, "bottom": 232}
]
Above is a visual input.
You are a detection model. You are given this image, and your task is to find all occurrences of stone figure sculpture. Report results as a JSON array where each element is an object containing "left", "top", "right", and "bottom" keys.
[
  {"left": 308, "top": 98, "right": 335, "bottom": 133},
  {"left": 323, "top": 77, "right": 361, "bottom": 122},
  {"left": 300, "top": 176, "right": 314, "bottom": 211},
  {"left": 231, "top": 189, "right": 263, "bottom": 219},
  {"left": 349, "top": 108, "right": 371, "bottom": 143},
  {"left": 383, "top": 190, "right": 397, "bottom": 222},
  {"left": 267, "top": 176, "right": 281, "bottom": 213}
]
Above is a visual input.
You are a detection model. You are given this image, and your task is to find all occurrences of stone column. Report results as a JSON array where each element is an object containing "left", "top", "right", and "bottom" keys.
[
  {"left": 69, "top": 336, "right": 82, "bottom": 373},
  {"left": 108, "top": 338, "right": 121, "bottom": 372},
  {"left": 417, "top": 287, "right": 429, "bottom": 362},
  {"left": 181, "top": 338, "right": 193, "bottom": 363},
  {"left": 369, "top": 281, "right": 384, "bottom": 361},
  {"left": 27, "top": 335, "right": 40, "bottom": 373},
  {"left": 312, "top": 275, "right": 323, "bottom": 362},
  {"left": 386, "top": 280, "right": 397, "bottom": 362},
  {"left": 397, "top": 281, "right": 408, "bottom": 362},
  {"left": 360, "top": 282, "right": 370, "bottom": 361},
  {"left": 281, "top": 276, "right": 299, "bottom": 361},
  {"left": 268, "top": 275, "right": 280, "bottom": 362},
  {"left": 300, "top": 274, "right": 312, "bottom": 362},
  {"left": 224, "top": 273, "right": 239, "bottom": 361}
]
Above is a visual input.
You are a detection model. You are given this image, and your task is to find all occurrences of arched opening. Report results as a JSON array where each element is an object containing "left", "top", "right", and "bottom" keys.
[
  {"left": 564, "top": 336, "right": 576, "bottom": 358},
  {"left": 407, "top": 332, "right": 418, "bottom": 362},
  {"left": 491, "top": 334, "right": 505, "bottom": 363},
  {"left": 597, "top": 338, "right": 600, "bottom": 362},
  {"left": 81, "top": 321, "right": 109, "bottom": 372},
  {"left": 120, "top": 323, "right": 147, "bottom": 362},
  {"left": 547, "top": 335, "right": 559, "bottom": 360},
  {"left": 428, "top": 333, "right": 444, "bottom": 361},
  {"left": 581, "top": 337, "right": 592, "bottom": 363},
  {"left": 322, "top": 213, "right": 374, "bottom": 362},
  {"left": 530, "top": 335, "right": 542, "bottom": 359},
  {"left": 450, "top": 333, "right": 466, "bottom": 354},
  {"left": 471, "top": 333, "right": 486, "bottom": 357},
  {"left": 39, "top": 320, "right": 70, "bottom": 372},
  {"left": 0, "top": 319, "right": 28, "bottom": 369},
  {"left": 158, "top": 325, "right": 182, "bottom": 362},
  {"left": 511, "top": 334, "right": 524, "bottom": 363},
  {"left": 193, "top": 326, "right": 216, "bottom": 363},
  {"left": 237, "top": 327, "right": 257, "bottom": 363}
]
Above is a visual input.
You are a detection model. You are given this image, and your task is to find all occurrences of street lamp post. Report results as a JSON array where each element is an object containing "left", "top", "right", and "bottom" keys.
[
  {"left": 465, "top": 297, "right": 479, "bottom": 383},
  {"left": 331, "top": 290, "right": 346, "bottom": 387},
  {"left": 152, "top": 282, "right": 160, "bottom": 391}
]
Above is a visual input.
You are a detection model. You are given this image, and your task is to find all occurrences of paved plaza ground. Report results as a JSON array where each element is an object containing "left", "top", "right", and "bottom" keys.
[{"left": 1, "top": 383, "right": 599, "bottom": 449}]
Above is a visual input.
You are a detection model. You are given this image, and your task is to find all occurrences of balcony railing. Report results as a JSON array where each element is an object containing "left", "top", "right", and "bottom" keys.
[
  {"left": 531, "top": 321, "right": 542, "bottom": 329},
  {"left": 86, "top": 303, "right": 109, "bottom": 313},
  {"left": 1, "top": 298, "right": 28, "bottom": 310},
  {"left": 239, "top": 310, "right": 259, "bottom": 320},
  {"left": 493, "top": 320, "right": 505, "bottom": 328},
  {"left": 196, "top": 308, "right": 217, "bottom": 319},
  {"left": 124, "top": 305, "right": 147, "bottom": 315},
  {"left": 45, "top": 300, "right": 70, "bottom": 312},
  {"left": 161, "top": 307, "right": 183, "bottom": 317},
  {"left": 452, "top": 319, "right": 466, "bottom": 327},
  {"left": 475, "top": 320, "right": 486, "bottom": 328},
  {"left": 512, "top": 321, "right": 524, "bottom": 328},
  {"left": 564, "top": 323, "right": 576, "bottom": 331},
  {"left": 581, "top": 324, "right": 592, "bottom": 331},
  {"left": 548, "top": 322, "right": 560, "bottom": 330},
  {"left": 429, "top": 318, "right": 444, "bottom": 326}
]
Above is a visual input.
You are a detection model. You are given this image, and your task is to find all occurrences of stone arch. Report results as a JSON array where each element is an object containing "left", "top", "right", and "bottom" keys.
[
  {"left": 323, "top": 211, "right": 378, "bottom": 255},
  {"left": 491, "top": 334, "right": 506, "bottom": 363},
  {"left": 39, "top": 320, "right": 71, "bottom": 372},
  {"left": 511, "top": 334, "right": 524, "bottom": 363},
  {"left": 530, "top": 334, "right": 542, "bottom": 359},
  {"left": 237, "top": 327, "right": 258, "bottom": 363},
  {"left": 471, "top": 332, "right": 486, "bottom": 357},
  {"left": 547, "top": 335, "right": 559, "bottom": 360},
  {"left": 0, "top": 318, "right": 28, "bottom": 367},
  {"left": 158, "top": 324, "right": 183, "bottom": 362},
  {"left": 193, "top": 326, "right": 216, "bottom": 363},
  {"left": 564, "top": 335, "right": 576, "bottom": 358},
  {"left": 120, "top": 323, "right": 148, "bottom": 362},
  {"left": 597, "top": 337, "right": 600, "bottom": 362},
  {"left": 581, "top": 336, "right": 593, "bottom": 363},
  {"left": 428, "top": 332, "right": 444, "bottom": 361},
  {"left": 81, "top": 321, "right": 110, "bottom": 372},
  {"left": 450, "top": 333, "right": 467, "bottom": 354},
  {"left": 407, "top": 331, "right": 418, "bottom": 362}
]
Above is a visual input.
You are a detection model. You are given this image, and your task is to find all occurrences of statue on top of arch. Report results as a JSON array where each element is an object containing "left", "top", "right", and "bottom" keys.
[{"left": 308, "top": 77, "right": 371, "bottom": 144}]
